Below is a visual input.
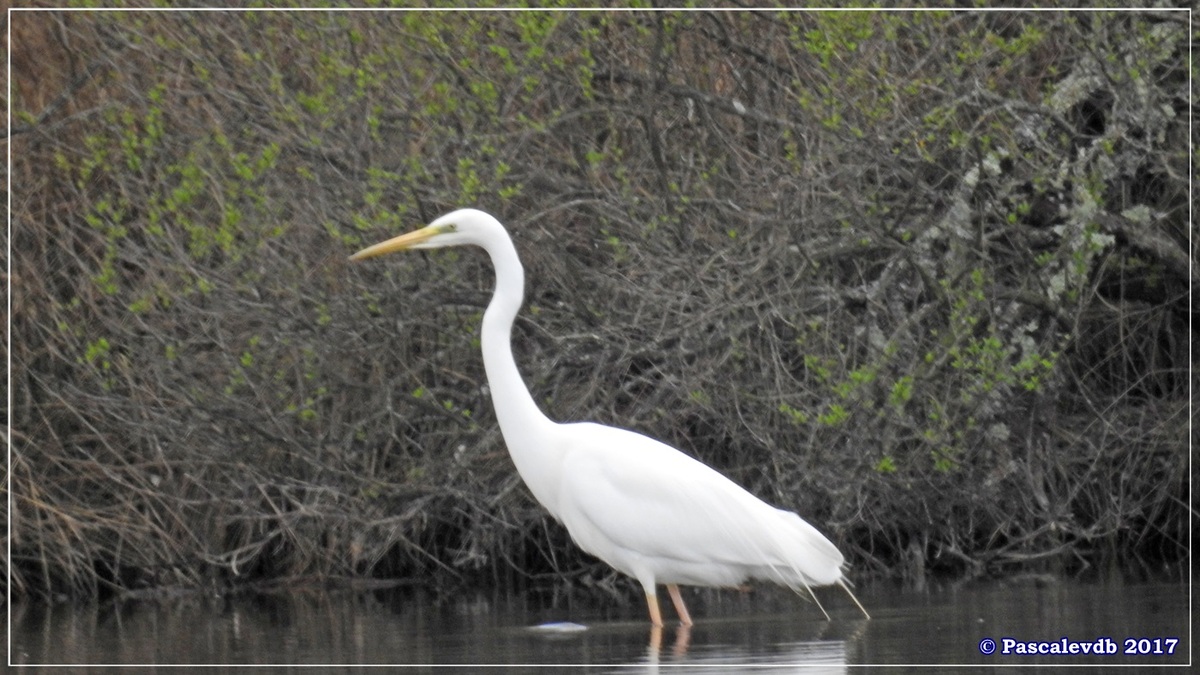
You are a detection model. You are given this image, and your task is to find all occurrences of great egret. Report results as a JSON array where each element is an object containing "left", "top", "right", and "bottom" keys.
[{"left": 350, "top": 209, "right": 869, "bottom": 626}]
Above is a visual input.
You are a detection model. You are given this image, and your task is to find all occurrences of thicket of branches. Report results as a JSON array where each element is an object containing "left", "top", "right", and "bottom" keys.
[{"left": 8, "top": 9, "right": 1193, "bottom": 602}]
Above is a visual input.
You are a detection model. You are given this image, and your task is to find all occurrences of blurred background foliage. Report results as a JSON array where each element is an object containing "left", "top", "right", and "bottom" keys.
[{"left": 7, "top": 7, "right": 1193, "bottom": 602}]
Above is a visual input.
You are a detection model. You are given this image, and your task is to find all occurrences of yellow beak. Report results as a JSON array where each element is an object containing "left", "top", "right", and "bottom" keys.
[{"left": 349, "top": 225, "right": 439, "bottom": 261}]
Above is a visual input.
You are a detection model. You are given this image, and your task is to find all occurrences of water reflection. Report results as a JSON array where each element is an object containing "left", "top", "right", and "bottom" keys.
[
  {"left": 9, "top": 578, "right": 1189, "bottom": 671},
  {"left": 632, "top": 619, "right": 855, "bottom": 674}
]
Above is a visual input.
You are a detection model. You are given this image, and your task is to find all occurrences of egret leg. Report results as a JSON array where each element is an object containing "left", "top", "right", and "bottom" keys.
[
  {"left": 672, "top": 624, "right": 692, "bottom": 655},
  {"left": 645, "top": 590, "right": 664, "bottom": 627},
  {"left": 666, "top": 584, "right": 694, "bottom": 627}
]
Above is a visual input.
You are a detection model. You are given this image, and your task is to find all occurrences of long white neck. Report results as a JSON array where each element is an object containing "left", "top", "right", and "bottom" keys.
[{"left": 478, "top": 232, "right": 562, "bottom": 513}]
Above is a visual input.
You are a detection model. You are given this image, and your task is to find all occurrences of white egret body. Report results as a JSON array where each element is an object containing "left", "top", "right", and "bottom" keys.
[{"left": 351, "top": 209, "right": 868, "bottom": 625}]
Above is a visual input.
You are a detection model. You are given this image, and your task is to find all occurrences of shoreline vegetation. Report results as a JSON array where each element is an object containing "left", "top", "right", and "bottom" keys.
[{"left": 8, "top": 10, "right": 1191, "bottom": 604}]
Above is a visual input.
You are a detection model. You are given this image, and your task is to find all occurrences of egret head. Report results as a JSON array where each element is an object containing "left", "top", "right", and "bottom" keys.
[{"left": 349, "top": 208, "right": 504, "bottom": 260}]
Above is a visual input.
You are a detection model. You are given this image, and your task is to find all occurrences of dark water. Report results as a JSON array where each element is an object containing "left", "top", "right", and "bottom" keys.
[{"left": 9, "top": 578, "right": 1191, "bottom": 671}]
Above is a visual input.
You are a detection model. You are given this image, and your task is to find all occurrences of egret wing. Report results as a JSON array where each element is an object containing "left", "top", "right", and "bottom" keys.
[{"left": 556, "top": 423, "right": 842, "bottom": 586}]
